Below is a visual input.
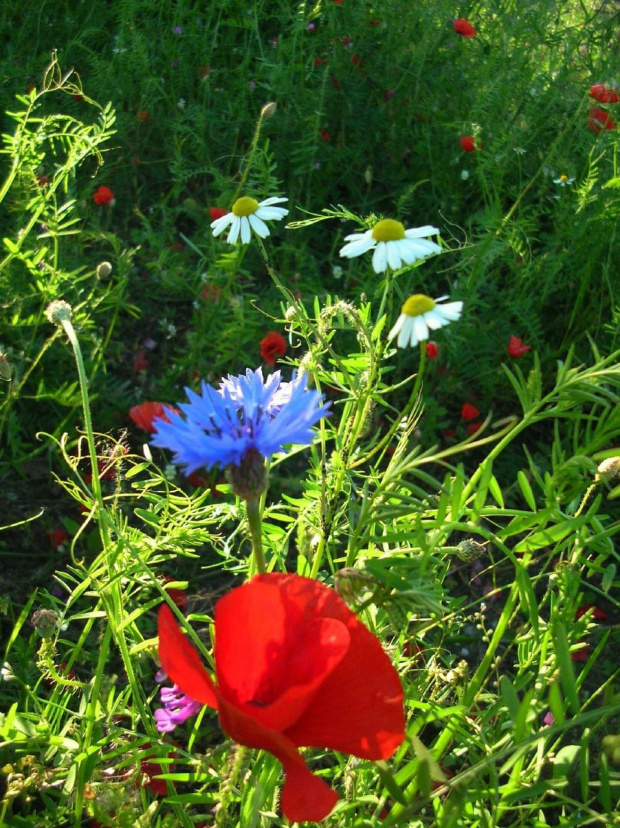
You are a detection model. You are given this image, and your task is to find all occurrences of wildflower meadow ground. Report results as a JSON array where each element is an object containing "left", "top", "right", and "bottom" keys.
[{"left": 0, "top": 1, "right": 619, "bottom": 827}]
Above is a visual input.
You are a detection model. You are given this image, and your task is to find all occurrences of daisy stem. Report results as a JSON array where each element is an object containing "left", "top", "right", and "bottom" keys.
[
  {"left": 233, "top": 107, "right": 271, "bottom": 201},
  {"left": 246, "top": 496, "right": 267, "bottom": 574},
  {"left": 255, "top": 236, "right": 296, "bottom": 304},
  {"left": 376, "top": 266, "right": 395, "bottom": 356}
]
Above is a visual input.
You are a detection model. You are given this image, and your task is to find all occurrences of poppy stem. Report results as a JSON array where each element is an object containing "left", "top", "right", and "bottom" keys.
[{"left": 246, "top": 496, "right": 267, "bottom": 574}]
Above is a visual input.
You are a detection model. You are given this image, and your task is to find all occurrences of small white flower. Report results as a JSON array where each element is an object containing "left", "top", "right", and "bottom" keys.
[
  {"left": 339, "top": 219, "right": 441, "bottom": 274},
  {"left": 211, "top": 196, "right": 289, "bottom": 244},
  {"left": 553, "top": 174, "right": 575, "bottom": 187},
  {"left": 388, "top": 294, "right": 463, "bottom": 349},
  {"left": 513, "top": 147, "right": 527, "bottom": 155},
  {"left": 332, "top": 264, "right": 343, "bottom": 279},
  {"left": 461, "top": 169, "right": 470, "bottom": 180},
  {"left": 177, "top": 98, "right": 186, "bottom": 110}
]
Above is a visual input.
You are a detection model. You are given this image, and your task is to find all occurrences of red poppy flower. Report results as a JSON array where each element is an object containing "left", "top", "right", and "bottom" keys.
[
  {"left": 313, "top": 57, "right": 327, "bottom": 67},
  {"left": 132, "top": 348, "right": 149, "bottom": 373},
  {"left": 571, "top": 642, "right": 590, "bottom": 662},
  {"left": 320, "top": 129, "right": 331, "bottom": 142},
  {"left": 452, "top": 18, "right": 477, "bottom": 38},
  {"left": 209, "top": 207, "right": 228, "bottom": 221},
  {"left": 507, "top": 335, "right": 531, "bottom": 358},
  {"left": 467, "top": 421, "right": 482, "bottom": 436},
  {"left": 137, "top": 109, "right": 152, "bottom": 123},
  {"left": 425, "top": 341, "right": 438, "bottom": 360},
  {"left": 460, "top": 135, "right": 479, "bottom": 152},
  {"left": 461, "top": 403, "right": 480, "bottom": 421},
  {"left": 331, "top": 74, "right": 341, "bottom": 90},
  {"left": 48, "top": 528, "right": 69, "bottom": 549},
  {"left": 93, "top": 186, "right": 115, "bottom": 206},
  {"left": 129, "top": 401, "right": 178, "bottom": 433},
  {"left": 589, "top": 84, "right": 619, "bottom": 104},
  {"left": 587, "top": 107, "right": 617, "bottom": 133},
  {"left": 260, "top": 331, "right": 287, "bottom": 366},
  {"left": 139, "top": 743, "right": 176, "bottom": 796},
  {"left": 158, "top": 573, "right": 405, "bottom": 822}
]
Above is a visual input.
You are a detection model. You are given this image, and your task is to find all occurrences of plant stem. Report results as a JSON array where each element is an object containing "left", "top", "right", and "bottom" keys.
[{"left": 246, "top": 496, "right": 267, "bottom": 574}]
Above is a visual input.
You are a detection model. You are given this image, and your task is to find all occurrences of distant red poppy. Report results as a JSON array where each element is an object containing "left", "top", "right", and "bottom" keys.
[
  {"left": 587, "top": 107, "right": 616, "bottom": 133},
  {"left": 589, "top": 84, "right": 619, "bottom": 104},
  {"left": 571, "top": 642, "right": 590, "bottom": 662},
  {"left": 48, "top": 528, "right": 69, "bottom": 549},
  {"left": 209, "top": 207, "right": 228, "bottom": 221},
  {"left": 139, "top": 743, "right": 176, "bottom": 796},
  {"left": 332, "top": 0, "right": 344, "bottom": 4},
  {"left": 132, "top": 348, "right": 149, "bottom": 373},
  {"left": 467, "top": 421, "right": 482, "bottom": 436},
  {"left": 507, "top": 335, "right": 531, "bottom": 358},
  {"left": 452, "top": 18, "right": 477, "bottom": 38},
  {"left": 137, "top": 109, "right": 152, "bottom": 123},
  {"left": 313, "top": 57, "right": 327, "bottom": 67},
  {"left": 129, "top": 401, "right": 178, "bottom": 433},
  {"left": 460, "top": 135, "right": 480, "bottom": 152},
  {"left": 461, "top": 403, "right": 480, "bottom": 421},
  {"left": 575, "top": 604, "right": 608, "bottom": 621},
  {"left": 93, "top": 186, "right": 115, "bottom": 206},
  {"left": 260, "top": 331, "right": 287, "bottom": 366},
  {"left": 425, "top": 341, "right": 439, "bottom": 360},
  {"left": 331, "top": 75, "right": 341, "bottom": 90},
  {"left": 320, "top": 129, "right": 331, "bottom": 142},
  {"left": 351, "top": 53, "right": 365, "bottom": 67},
  {"left": 158, "top": 573, "right": 405, "bottom": 822}
]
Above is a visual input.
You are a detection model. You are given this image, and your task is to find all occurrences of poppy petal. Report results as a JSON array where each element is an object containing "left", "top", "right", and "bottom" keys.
[
  {"left": 255, "top": 575, "right": 405, "bottom": 760},
  {"left": 158, "top": 605, "right": 218, "bottom": 709},
  {"left": 215, "top": 577, "right": 350, "bottom": 731},
  {"left": 217, "top": 693, "right": 339, "bottom": 822}
]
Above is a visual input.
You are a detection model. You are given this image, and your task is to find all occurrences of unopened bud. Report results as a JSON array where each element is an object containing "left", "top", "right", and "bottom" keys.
[
  {"left": 45, "top": 300, "right": 72, "bottom": 326},
  {"left": 455, "top": 539, "right": 487, "bottom": 562},
  {"left": 261, "top": 101, "right": 277, "bottom": 119},
  {"left": 96, "top": 261, "right": 112, "bottom": 278},
  {"left": 595, "top": 455, "right": 620, "bottom": 483},
  {"left": 31, "top": 609, "right": 59, "bottom": 639}
]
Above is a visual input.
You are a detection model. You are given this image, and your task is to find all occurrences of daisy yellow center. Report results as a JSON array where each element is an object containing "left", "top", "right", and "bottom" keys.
[
  {"left": 559, "top": 174, "right": 568, "bottom": 183},
  {"left": 402, "top": 294, "right": 435, "bottom": 317},
  {"left": 371, "top": 219, "right": 406, "bottom": 242},
  {"left": 232, "top": 196, "right": 259, "bottom": 217}
]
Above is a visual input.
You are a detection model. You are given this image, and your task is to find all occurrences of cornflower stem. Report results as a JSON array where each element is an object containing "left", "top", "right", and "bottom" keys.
[{"left": 246, "top": 496, "right": 267, "bottom": 574}]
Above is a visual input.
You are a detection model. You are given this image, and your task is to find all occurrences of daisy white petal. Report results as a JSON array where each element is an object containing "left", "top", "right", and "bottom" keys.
[
  {"left": 227, "top": 216, "right": 241, "bottom": 244},
  {"left": 372, "top": 243, "right": 388, "bottom": 273},
  {"left": 248, "top": 213, "right": 270, "bottom": 237},
  {"left": 259, "top": 196, "right": 289, "bottom": 206},
  {"left": 255, "top": 206, "right": 288, "bottom": 220},
  {"left": 404, "top": 225, "right": 440, "bottom": 239},
  {"left": 388, "top": 314, "right": 406, "bottom": 342},
  {"left": 387, "top": 240, "right": 402, "bottom": 270},
  {"left": 240, "top": 216, "right": 252, "bottom": 244},
  {"left": 211, "top": 213, "right": 233, "bottom": 236}
]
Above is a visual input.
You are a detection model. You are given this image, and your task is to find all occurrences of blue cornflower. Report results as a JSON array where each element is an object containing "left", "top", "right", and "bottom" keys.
[{"left": 151, "top": 367, "right": 329, "bottom": 474}]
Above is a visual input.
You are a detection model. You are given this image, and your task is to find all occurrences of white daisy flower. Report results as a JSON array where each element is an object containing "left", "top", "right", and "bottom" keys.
[
  {"left": 388, "top": 294, "right": 463, "bottom": 349},
  {"left": 553, "top": 174, "right": 575, "bottom": 187},
  {"left": 210, "top": 196, "right": 288, "bottom": 244},
  {"left": 339, "top": 218, "right": 441, "bottom": 274}
]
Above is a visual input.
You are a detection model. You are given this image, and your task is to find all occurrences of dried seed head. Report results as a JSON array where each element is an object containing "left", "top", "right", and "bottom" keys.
[
  {"left": 595, "top": 455, "right": 620, "bottom": 483},
  {"left": 261, "top": 101, "right": 277, "bottom": 119},
  {"left": 45, "top": 300, "right": 72, "bottom": 326}
]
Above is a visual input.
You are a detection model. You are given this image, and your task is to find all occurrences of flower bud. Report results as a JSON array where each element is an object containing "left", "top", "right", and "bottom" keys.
[
  {"left": 595, "top": 455, "right": 620, "bottom": 483},
  {"left": 261, "top": 101, "right": 277, "bottom": 119},
  {"left": 96, "top": 261, "right": 112, "bottom": 278},
  {"left": 31, "top": 608, "right": 59, "bottom": 639}
]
